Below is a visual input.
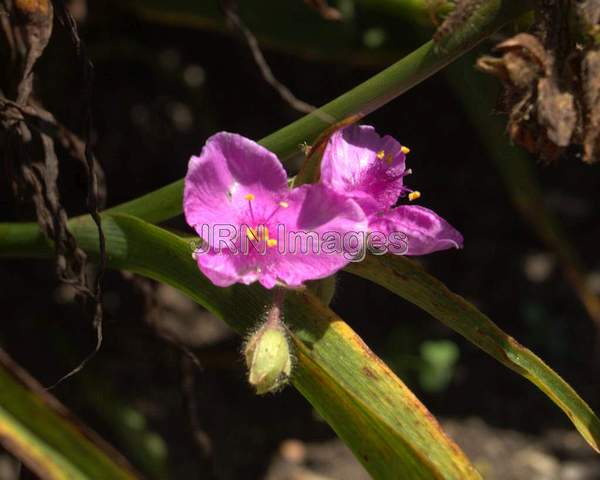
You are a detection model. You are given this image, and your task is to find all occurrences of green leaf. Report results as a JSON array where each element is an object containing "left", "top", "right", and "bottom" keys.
[
  {"left": 106, "top": 0, "right": 532, "bottom": 224},
  {"left": 345, "top": 254, "right": 600, "bottom": 453},
  {"left": 0, "top": 215, "right": 480, "bottom": 479},
  {"left": 0, "top": 349, "right": 140, "bottom": 479}
]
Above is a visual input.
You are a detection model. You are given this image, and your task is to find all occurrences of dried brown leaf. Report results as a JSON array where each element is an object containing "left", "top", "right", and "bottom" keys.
[
  {"left": 537, "top": 77, "right": 576, "bottom": 147},
  {"left": 581, "top": 48, "right": 600, "bottom": 163},
  {"left": 477, "top": 31, "right": 575, "bottom": 162}
]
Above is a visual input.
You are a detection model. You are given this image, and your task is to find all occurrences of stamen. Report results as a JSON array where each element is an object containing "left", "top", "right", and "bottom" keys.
[
  {"left": 408, "top": 191, "right": 421, "bottom": 201},
  {"left": 385, "top": 153, "right": 394, "bottom": 165},
  {"left": 245, "top": 193, "right": 256, "bottom": 222},
  {"left": 265, "top": 200, "right": 289, "bottom": 223},
  {"left": 246, "top": 224, "right": 277, "bottom": 247},
  {"left": 401, "top": 146, "right": 411, "bottom": 154},
  {"left": 246, "top": 227, "right": 259, "bottom": 241},
  {"left": 376, "top": 150, "right": 385, "bottom": 160}
]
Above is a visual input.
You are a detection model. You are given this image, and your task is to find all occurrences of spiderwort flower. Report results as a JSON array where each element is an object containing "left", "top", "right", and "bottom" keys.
[
  {"left": 320, "top": 125, "right": 463, "bottom": 255},
  {"left": 184, "top": 132, "right": 367, "bottom": 288}
]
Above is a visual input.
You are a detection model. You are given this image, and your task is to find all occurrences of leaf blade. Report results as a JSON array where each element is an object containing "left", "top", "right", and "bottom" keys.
[
  {"left": 0, "top": 350, "right": 140, "bottom": 480},
  {"left": 346, "top": 254, "right": 600, "bottom": 453},
  {"left": 2, "top": 214, "right": 480, "bottom": 479}
]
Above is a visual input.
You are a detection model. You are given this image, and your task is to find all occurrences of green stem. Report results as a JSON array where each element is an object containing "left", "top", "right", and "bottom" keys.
[{"left": 106, "top": 0, "right": 531, "bottom": 224}]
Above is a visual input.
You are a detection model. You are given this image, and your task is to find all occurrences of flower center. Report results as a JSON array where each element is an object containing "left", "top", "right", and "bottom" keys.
[
  {"left": 246, "top": 225, "right": 277, "bottom": 247},
  {"left": 243, "top": 193, "right": 289, "bottom": 248},
  {"left": 376, "top": 145, "right": 411, "bottom": 165},
  {"left": 376, "top": 149, "right": 394, "bottom": 165},
  {"left": 373, "top": 148, "right": 422, "bottom": 205}
]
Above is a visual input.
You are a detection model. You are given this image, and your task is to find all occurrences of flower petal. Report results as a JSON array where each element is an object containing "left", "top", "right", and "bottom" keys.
[
  {"left": 184, "top": 132, "right": 288, "bottom": 234},
  {"left": 195, "top": 249, "right": 247, "bottom": 287},
  {"left": 370, "top": 205, "right": 463, "bottom": 256},
  {"left": 321, "top": 124, "right": 407, "bottom": 212},
  {"left": 271, "top": 184, "right": 368, "bottom": 286},
  {"left": 192, "top": 184, "right": 367, "bottom": 289},
  {"left": 195, "top": 248, "right": 260, "bottom": 287}
]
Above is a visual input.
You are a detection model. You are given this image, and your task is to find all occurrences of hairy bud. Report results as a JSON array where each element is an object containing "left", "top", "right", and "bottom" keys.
[{"left": 244, "top": 323, "right": 292, "bottom": 395}]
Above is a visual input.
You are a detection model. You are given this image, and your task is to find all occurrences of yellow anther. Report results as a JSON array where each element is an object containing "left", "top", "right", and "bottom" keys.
[
  {"left": 401, "top": 146, "right": 411, "bottom": 154},
  {"left": 246, "top": 224, "right": 274, "bottom": 244},
  {"left": 385, "top": 153, "right": 394, "bottom": 165},
  {"left": 244, "top": 193, "right": 255, "bottom": 201},
  {"left": 246, "top": 227, "right": 259, "bottom": 241},
  {"left": 408, "top": 191, "right": 421, "bottom": 201},
  {"left": 279, "top": 201, "right": 289, "bottom": 208},
  {"left": 376, "top": 150, "right": 385, "bottom": 160}
]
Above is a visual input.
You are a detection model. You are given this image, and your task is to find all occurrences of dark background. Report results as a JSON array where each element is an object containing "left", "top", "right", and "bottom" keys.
[{"left": 1, "top": 1, "right": 599, "bottom": 478}]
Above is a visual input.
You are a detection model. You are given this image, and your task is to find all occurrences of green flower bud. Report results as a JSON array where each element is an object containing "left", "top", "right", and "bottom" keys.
[{"left": 244, "top": 324, "right": 292, "bottom": 395}]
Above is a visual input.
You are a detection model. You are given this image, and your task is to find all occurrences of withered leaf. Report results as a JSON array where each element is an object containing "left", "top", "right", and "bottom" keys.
[
  {"left": 477, "top": 32, "right": 576, "bottom": 162},
  {"left": 581, "top": 48, "right": 600, "bottom": 163},
  {"left": 537, "top": 77, "right": 576, "bottom": 148}
]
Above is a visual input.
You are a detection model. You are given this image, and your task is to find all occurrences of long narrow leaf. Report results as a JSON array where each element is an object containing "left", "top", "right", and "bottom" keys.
[
  {"left": 0, "top": 349, "right": 140, "bottom": 479},
  {"left": 345, "top": 255, "right": 600, "bottom": 453},
  {"left": 0, "top": 215, "right": 480, "bottom": 479}
]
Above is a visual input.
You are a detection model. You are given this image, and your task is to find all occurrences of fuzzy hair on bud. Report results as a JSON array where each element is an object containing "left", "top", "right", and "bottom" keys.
[{"left": 244, "top": 322, "right": 292, "bottom": 395}]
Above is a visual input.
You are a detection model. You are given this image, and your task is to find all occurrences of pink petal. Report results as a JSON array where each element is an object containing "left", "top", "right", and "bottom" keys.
[
  {"left": 193, "top": 184, "right": 367, "bottom": 289},
  {"left": 195, "top": 249, "right": 254, "bottom": 287},
  {"left": 195, "top": 248, "right": 277, "bottom": 288},
  {"left": 184, "top": 132, "right": 288, "bottom": 235},
  {"left": 270, "top": 184, "right": 368, "bottom": 286},
  {"left": 321, "top": 124, "right": 407, "bottom": 212},
  {"left": 370, "top": 205, "right": 463, "bottom": 256}
]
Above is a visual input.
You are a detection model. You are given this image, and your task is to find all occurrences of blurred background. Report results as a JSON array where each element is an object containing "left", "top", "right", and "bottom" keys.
[{"left": 1, "top": 0, "right": 600, "bottom": 478}]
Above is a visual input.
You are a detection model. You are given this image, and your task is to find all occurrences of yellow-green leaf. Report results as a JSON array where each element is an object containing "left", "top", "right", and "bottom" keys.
[
  {"left": 0, "top": 214, "right": 480, "bottom": 478},
  {"left": 0, "top": 349, "right": 140, "bottom": 479},
  {"left": 346, "top": 254, "right": 600, "bottom": 453}
]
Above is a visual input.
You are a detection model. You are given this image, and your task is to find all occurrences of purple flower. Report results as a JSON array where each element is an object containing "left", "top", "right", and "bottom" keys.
[
  {"left": 184, "top": 132, "right": 367, "bottom": 288},
  {"left": 321, "top": 124, "right": 463, "bottom": 255}
]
